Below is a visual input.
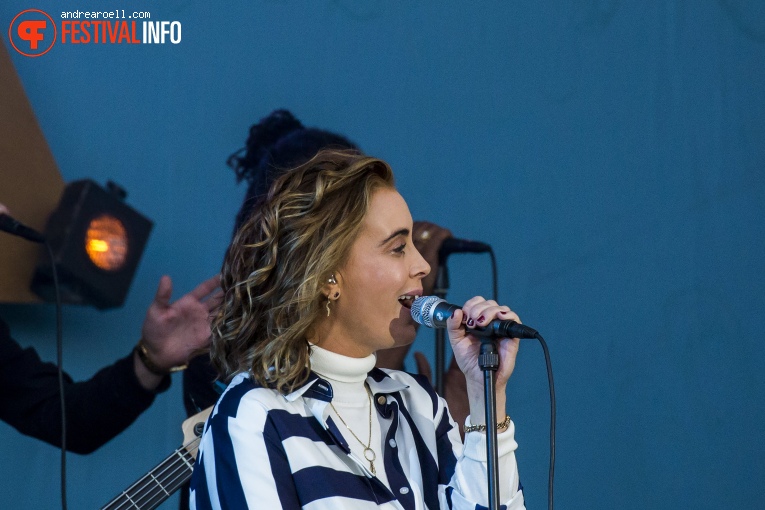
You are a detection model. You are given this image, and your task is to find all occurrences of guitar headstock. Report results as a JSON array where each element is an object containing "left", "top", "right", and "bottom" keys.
[{"left": 181, "top": 406, "right": 212, "bottom": 460}]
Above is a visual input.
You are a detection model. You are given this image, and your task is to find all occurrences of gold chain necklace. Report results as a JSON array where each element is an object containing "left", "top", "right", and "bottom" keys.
[{"left": 329, "top": 384, "right": 376, "bottom": 475}]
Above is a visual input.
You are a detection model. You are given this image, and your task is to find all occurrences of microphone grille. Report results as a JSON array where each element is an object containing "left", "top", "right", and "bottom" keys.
[{"left": 410, "top": 296, "right": 443, "bottom": 328}]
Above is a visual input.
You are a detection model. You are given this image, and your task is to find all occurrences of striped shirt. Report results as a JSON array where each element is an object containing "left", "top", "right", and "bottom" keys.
[{"left": 190, "top": 368, "right": 525, "bottom": 510}]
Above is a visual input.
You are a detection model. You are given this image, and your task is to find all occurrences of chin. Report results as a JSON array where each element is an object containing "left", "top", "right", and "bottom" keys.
[{"left": 389, "top": 321, "right": 417, "bottom": 347}]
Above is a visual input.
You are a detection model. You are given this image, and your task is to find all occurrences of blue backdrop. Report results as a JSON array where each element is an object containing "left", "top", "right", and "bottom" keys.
[{"left": 1, "top": 1, "right": 763, "bottom": 508}]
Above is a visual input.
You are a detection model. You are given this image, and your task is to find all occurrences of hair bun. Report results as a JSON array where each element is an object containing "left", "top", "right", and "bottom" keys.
[{"left": 231, "top": 109, "right": 304, "bottom": 183}]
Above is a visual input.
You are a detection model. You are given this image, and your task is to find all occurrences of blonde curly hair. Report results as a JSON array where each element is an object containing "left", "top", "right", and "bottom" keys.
[{"left": 211, "top": 149, "right": 395, "bottom": 393}]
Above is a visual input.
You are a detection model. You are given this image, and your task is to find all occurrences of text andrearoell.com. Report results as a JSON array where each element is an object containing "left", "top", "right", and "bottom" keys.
[{"left": 9, "top": 8, "right": 182, "bottom": 57}]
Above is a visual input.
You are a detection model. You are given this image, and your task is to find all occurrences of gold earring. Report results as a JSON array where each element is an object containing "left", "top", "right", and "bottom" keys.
[
  {"left": 325, "top": 291, "right": 340, "bottom": 317},
  {"left": 326, "top": 274, "right": 338, "bottom": 317}
]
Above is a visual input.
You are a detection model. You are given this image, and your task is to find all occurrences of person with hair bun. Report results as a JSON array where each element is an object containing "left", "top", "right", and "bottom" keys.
[
  {"left": 189, "top": 150, "right": 526, "bottom": 509},
  {"left": 227, "top": 109, "right": 359, "bottom": 234}
]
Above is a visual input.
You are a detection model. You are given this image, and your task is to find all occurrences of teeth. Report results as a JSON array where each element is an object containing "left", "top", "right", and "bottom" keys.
[{"left": 398, "top": 294, "right": 421, "bottom": 309}]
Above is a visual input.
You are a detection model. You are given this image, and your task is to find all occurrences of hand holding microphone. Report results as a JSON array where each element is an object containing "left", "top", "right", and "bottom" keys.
[
  {"left": 413, "top": 295, "right": 526, "bottom": 422},
  {"left": 412, "top": 295, "right": 537, "bottom": 389},
  {"left": 411, "top": 295, "right": 538, "bottom": 339}
]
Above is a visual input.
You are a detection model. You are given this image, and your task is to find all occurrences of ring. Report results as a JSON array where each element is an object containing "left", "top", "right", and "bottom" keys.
[{"left": 419, "top": 230, "right": 431, "bottom": 241}]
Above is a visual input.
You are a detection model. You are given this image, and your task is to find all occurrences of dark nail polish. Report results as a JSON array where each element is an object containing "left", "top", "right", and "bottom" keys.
[
  {"left": 477, "top": 315, "right": 485, "bottom": 323},
  {"left": 467, "top": 318, "right": 475, "bottom": 327},
  {"left": 451, "top": 310, "right": 456, "bottom": 319}
]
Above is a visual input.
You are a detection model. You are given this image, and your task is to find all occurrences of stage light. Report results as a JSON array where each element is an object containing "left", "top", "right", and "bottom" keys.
[
  {"left": 84, "top": 214, "right": 129, "bottom": 271},
  {"left": 31, "top": 180, "right": 153, "bottom": 309}
]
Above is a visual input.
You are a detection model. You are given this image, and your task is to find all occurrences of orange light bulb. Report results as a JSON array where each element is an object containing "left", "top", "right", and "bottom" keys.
[{"left": 84, "top": 215, "right": 128, "bottom": 271}]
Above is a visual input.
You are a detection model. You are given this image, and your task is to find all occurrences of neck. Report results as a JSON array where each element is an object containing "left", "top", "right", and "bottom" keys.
[
  {"left": 309, "top": 343, "right": 376, "bottom": 384},
  {"left": 310, "top": 316, "right": 378, "bottom": 358}
]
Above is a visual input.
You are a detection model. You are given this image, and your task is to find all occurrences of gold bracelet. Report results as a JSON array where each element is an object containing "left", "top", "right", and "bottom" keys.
[
  {"left": 134, "top": 339, "right": 187, "bottom": 376},
  {"left": 464, "top": 414, "right": 511, "bottom": 434}
]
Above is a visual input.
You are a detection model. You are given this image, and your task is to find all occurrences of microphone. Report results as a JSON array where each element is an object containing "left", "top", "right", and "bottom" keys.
[
  {"left": 438, "top": 237, "right": 491, "bottom": 261},
  {"left": 411, "top": 295, "right": 538, "bottom": 339},
  {"left": 0, "top": 214, "right": 46, "bottom": 243}
]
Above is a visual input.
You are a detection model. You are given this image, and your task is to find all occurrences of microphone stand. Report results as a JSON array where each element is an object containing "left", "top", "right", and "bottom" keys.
[
  {"left": 433, "top": 264, "right": 448, "bottom": 396},
  {"left": 479, "top": 339, "right": 501, "bottom": 510},
  {"left": 433, "top": 247, "right": 500, "bottom": 507}
]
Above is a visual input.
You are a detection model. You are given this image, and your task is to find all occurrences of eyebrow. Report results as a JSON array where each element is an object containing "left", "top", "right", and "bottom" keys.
[{"left": 378, "top": 228, "right": 409, "bottom": 247}]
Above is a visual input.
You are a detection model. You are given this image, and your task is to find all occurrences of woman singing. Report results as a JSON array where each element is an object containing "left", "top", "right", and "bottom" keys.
[{"left": 190, "top": 150, "right": 526, "bottom": 509}]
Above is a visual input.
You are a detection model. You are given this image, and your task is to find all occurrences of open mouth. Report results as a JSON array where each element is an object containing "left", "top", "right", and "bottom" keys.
[{"left": 397, "top": 294, "right": 419, "bottom": 309}]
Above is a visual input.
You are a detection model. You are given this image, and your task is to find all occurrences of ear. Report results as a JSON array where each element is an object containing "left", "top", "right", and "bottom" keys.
[{"left": 321, "top": 272, "right": 341, "bottom": 300}]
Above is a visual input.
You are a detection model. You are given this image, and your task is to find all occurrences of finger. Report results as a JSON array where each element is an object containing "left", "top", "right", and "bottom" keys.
[
  {"left": 475, "top": 307, "right": 516, "bottom": 329},
  {"left": 153, "top": 275, "right": 173, "bottom": 307},
  {"left": 417, "top": 235, "right": 454, "bottom": 265},
  {"left": 190, "top": 333, "right": 213, "bottom": 351},
  {"left": 497, "top": 308, "right": 521, "bottom": 324},
  {"left": 430, "top": 227, "right": 453, "bottom": 245},
  {"left": 476, "top": 306, "right": 518, "bottom": 326},
  {"left": 413, "top": 352, "right": 433, "bottom": 383},
  {"left": 412, "top": 222, "right": 434, "bottom": 248},
  {"left": 469, "top": 303, "right": 519, "bottom": 327},
  {"left": 446, "top": 308, "right": 465, "bottom": 335},
  {"left": 497, "top": 337, "right": 521, "bottom": 374},
  {"left": 0, "top": 204, "right": 10, "bottom": 216},
  {"left": 413, "top": 222, "right": 452, "bottom": 247},
  {"left": 205, "top": 289, "right": 224, "bottom": 312},
  {"left": 189, "top": 275, "right": 220, "bottom": 300},
  {"left": 460, "top": 296, "right": 488, "bottom": 324}
]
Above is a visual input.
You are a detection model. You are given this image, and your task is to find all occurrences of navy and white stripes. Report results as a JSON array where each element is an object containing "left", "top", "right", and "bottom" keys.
[{"left": 190, "top": 368, "right": 525, "bottom": 510}]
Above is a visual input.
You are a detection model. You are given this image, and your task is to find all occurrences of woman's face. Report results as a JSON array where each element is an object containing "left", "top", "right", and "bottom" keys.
[{"left": 321, "top": 187, "right": 430, "bottom": 358}]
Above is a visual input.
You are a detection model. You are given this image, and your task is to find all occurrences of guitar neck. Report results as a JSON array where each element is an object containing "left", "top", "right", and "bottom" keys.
[
  {"left": 101, "top": 439, "right": 198, "bottom": 510},
  {"left": 101, "top": 407, "right": 211, "bottom": 510}
]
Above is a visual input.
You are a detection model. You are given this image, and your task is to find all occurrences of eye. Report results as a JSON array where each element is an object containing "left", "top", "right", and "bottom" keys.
[{"left": 392, "top": 243, "right": 407, "bottom": 255}]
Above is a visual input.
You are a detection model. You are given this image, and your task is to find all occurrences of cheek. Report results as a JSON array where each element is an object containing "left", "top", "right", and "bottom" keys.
[{"left": 352, "top": 262, "right": 403, "bottom": 299}]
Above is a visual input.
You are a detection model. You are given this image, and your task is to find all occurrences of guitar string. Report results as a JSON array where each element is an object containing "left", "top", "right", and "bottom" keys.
[
  {"left": 137, "top": 458, "right": 200, "bottom": 510},
  {"left": 134, "top": 453, "right": 195, "bottom": 509},
  {"left": 132, "top": 452, "right": 202, "bottom": 510},
  {"left": 105, "top": 438, "right": 200, "bottom": 510},
  {"left": 106, "top": 449, "right": 194, "bottom": 510},
  {"left": 107, "top": 448, "right": 195, "bottom": 510},
  {"left": 108, "top": 446, "right": 196, "bottom": 510}
]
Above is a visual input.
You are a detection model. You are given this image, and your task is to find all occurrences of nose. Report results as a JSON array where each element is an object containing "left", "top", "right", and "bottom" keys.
[{"left": 411, "top": 244, "right": 430, "bottom": 280}]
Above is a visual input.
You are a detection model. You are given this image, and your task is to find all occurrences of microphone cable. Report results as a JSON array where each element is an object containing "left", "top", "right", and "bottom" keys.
[
  {"left": 534, "top": 331, "right": 555, "bottom": 510},
  {"left": 1, "top": 217, "right": 67, "bottom": 508},
  {"left": 1, "top": 216, "right": 67, "bottom": 507},
  {"left": 44, "top": 241, "right": 68, "bottom": 510},
  {"left": 489, "top": 246, "right": 555, "bottom": 510}
]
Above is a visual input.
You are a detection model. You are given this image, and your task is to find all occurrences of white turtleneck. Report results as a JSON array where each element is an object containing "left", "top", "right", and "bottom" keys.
[{"left": 309, "top": 344, "right": 390, "bottom": 489}]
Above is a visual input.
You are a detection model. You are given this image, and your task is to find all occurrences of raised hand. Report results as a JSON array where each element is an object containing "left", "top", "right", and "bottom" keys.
[{"left": 138, "top": 275, "right": 220, "bottom": 374}]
